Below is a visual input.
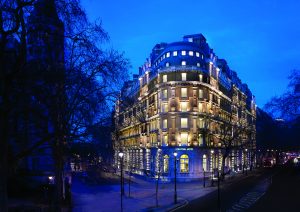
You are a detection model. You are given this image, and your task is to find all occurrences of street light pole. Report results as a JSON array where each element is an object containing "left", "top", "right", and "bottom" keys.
[
  {"left": 203, "top": 168, "right": 205, "bottom": 188},
  {"left": 119, "top": 152, "right": 124, "bottom": 212},
  {"left": 173, "top": 152, "right": 178, "bottom": 204}
]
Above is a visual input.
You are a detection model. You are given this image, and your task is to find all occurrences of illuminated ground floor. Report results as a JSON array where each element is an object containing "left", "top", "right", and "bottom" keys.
[{"left": 115, "top": 147, "right": 255, "bottom": 181}]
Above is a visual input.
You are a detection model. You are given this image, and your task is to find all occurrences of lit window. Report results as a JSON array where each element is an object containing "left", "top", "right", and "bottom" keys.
[
  {"left": 199, "top": 118, "right": 204, "bottom": 128},
  {"left": 203, "top": 154, "right": 207, "bottom": 171},
  {"left": 163, "top": 135, "right": 168, "bottom": 145},
  {"left": 188, "top": 51, "right": 193, "bottom": 56},
  {"left": 181, "top": 102, "right": 187, "bottom": 112},
  {"left": 202, "top": 54, "right": 204, "bottom": 59},
  {"left": 181, "top": 118, "right": 188, "bottom": 128},
  {"left": 197, "top": 63, "right": 200, "bottom": 67},
  {"left": 173, "top": 51, "right": 178, "bottom": 56},
  {"left": 199, "top": 89, "right": 203, "bottom": 98},
  {"left": 166, "top": 62, "right": 170, "bottom": 67},
  {"left": 199, "top": 74, "right": 203, "bottom": 82},
  {"left": 181, "top": 50, "right": 186, "bottom": 56},
  {"left": 162, "top": 89, "right": 168, "bottom": 98},
  {"left": 199, "top": 103, "right": 203, "bottom": 112},
  {"left": 181, "top": 88, "right": 187, "bottom": 98},
  {"left": 163, "top": 75, "right": 167, "bottom": 82},
  {"left": 162, "top": 103, "right": 168, "bottom": 112},
  {"left": 182, "top": 73, "right": 187, "bottom": 81},
  {"left": 181, "top": 61, "right": 186, "bottom": 66},
  {"left": 188, "top": 38, "right": 193, "bottom": 42},
  {"left": 180, "top": 154, "right": 189, "bottom": 173},
  {"left": 163, "top": 119, "right": 168, "bottom": 129},
  {"left": 196, "top": 52, "right": 200, "bottom": 57},
  {"left": 163, "top": 155, "right": 169, "bottom": 172},
  {"left": 163, "top": 54, "right": 165, "bottom": 59},
  {"left": 166, "top": 52, "right": 170, "bottom": 58}
]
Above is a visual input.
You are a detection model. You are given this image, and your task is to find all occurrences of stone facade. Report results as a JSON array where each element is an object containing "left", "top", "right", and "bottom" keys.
[{"left": 114, "top": 34, "right": 256, "bottom": 181}]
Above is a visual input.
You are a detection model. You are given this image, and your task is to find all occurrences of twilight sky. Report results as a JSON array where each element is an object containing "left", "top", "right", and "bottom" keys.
[{"left": 82, "top": 0, "right": 300, "bottom": 107}]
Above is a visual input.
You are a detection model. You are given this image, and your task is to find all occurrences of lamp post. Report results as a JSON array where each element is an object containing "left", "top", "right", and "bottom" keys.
[
  {"left": 245, "top": 149, "right": 248, "bottom": 175},
  {"left": 173, "top": 152, "right": 178, "bottom": 204},
  {"left": 119, "top": 152, "right": 124, "bottom": 212},
  {"left": 203, "top": 168, "right": 206, "bottom": 188}
]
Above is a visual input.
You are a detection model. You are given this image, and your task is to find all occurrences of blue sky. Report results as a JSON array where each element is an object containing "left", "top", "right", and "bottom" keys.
[{"left": 82, "top": 0, "right": 300, "bottom": 107}]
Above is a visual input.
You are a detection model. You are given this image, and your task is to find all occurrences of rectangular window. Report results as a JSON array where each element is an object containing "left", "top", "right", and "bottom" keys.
[
  {"left": 199, "top": 118, "right": 204, "bottom": 128},
  {"left": 197, "top": 63, "right": 200, "bottom": 67},
  {"left": 163, "top": 74, "right": 167, "bottom": 82},
  {"left": 199, "top": 103, "right": 203, "bottom": 112},
  {"left": 181, "top": 88, "right": 187, "bottom": 98},
  {"left": 166, "top": 52, "right": 170, "bottom": 58},
  {"left": 199, "top": 74, "right": 203, "bottom": 82},
  {"left": 163, "top": 135, "right": 168, "bottom": 145},
  {"left": 188, "top": 51, "right": 194, "bottom": 56},
  {"left": 181, "top": 132, "right": 188, "bottom": 145},
  {"left": 181, "top": 102, "right": 187, "bottom": 112},
  {"left": 199, "top": 134, "right": 203, "bottom": 146},
  {"left": 166, "top": 62, "right": 170, "bottom": 67},
  {"left": 181, "top": 61, "right": 186, "bottom": 66},
  {"left": 182, "top": 73, "right": 187, "bottom": 81},
  {"left": 199, "top": 89, "right": 203, "bottom": 98},
  {"left": 181, "top": 50, "right": 186, "bottom": 56},
  {"left": 196, "top": 52, "right": 200, "bottom": 57},
  {"left": 162, "top": 89, "right": 168, "bottom": 98},
  {"left": 173, "top": 51, "right": 178, "bottom": 56},
  {"left": 162, "top": 103, "right": 168, "bottom": 112},
  {"left": 163, "top": 119, "right": 168, "bottom": 129},
  {"left": 181, "top": 118, "right": 188, "bottom": 128}
]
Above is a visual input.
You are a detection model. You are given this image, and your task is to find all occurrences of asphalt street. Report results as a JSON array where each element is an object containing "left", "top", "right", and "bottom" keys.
[{"left": 175, "top": 168, "right": 276, "bottom": 212}]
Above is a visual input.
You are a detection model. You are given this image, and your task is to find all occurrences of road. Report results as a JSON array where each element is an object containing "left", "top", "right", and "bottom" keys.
[
  {"left": 175, "top": 168, "right": 276, "bottom": 212},
  {"left": 249, "top": 164, "right": 300, "bottom": 212}
]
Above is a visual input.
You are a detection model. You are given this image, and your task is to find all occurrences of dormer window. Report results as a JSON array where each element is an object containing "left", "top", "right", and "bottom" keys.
[
  {"left": 196, "top": 52, "right": 200, "bottom": 57},
  {"left": 188, "top": 51, "right": 194, "bottom": 56},
  {"left": 166, "top": 52, "right": 170, "bottom": 58},
  {"left": 173, "top": 51, "right": 178, "bottom": 56},
  {"left": 181, "top": 51, "right": 186, "bottom": 56}
]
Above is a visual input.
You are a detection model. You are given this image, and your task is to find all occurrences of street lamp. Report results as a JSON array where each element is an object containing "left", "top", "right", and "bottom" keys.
[
  {"left": 119, "top": 152, "right": 124, "bottom": 212},
  {"left": 173, "top": 152, "right": 178, "bottom": 204}
]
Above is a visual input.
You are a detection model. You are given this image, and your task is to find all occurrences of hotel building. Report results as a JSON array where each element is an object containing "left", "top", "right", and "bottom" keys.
[{"left": 114, "top": 34, "right": 256, "bottom": 181}]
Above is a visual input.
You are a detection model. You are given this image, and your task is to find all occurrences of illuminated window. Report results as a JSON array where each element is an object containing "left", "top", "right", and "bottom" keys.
[
  {"left": 181, "top": 88, "right": 187, "bottom": 97},
  {"left": 163, "top": 119, "right": 168, "bottom": 129},
  {"left": 163, "top": 155, "right": 169, "bottom": 173},
  {"left": 199, "top": 103, "right": 203, "bottom": 112},
  {"left": 163, "top": 134, "right": 168, "bottom": 145},
  {"left": 163, "top": 54, "right": 165, "bottom": 59},
  {"left": 181, "top": 118, "right": 188, "bottom": 128},
  {"left": 163, "top": 75, "right": 167, "bottom": 82},
  {"left": 173, "top": 51, "right": 178, "bottom": 56},
  {"left": 181, "top": 61, "right": 186, "bottom": 66},
  {"left": 166, "top": 52, "right": 170, "bottom": 58},
  {"left": 196, "top": 52, "right": 200, "bottom": 57},
  {"left": 202, "top": 54, "right": 204, "bottom": 59},
  {"left": 199, "top": 89, "right": 203, "bottom": 98},
  {"left": 203, "top": 154, "right": 207, "bottom": 171},
  {"left": 197, "top": 63, "right": 200, "bottom": 67},
  {"left": 181, "top": 102, "right": 187, "bottom": 112},
  {"left": 182, "top": 73, "right": 187, "bottom": 81},
  {"left": 199, "top": 134, "right": 204, "bottom": 146},
  {"left": 162, "top": 103, "right": 168, "bottom": 112},
  {"left": 181, "top": 132, "right": 188, "bottom": 145},
  {"left": 199, "top": 74, "right": 203, "bottom": 82},
  {"left": 180, "top": 154, "right": 189, "bottom": 173},
  {"left": 162, "top": 89, "right": 168, "bottom": 98},
  {"left": 166, "top": 62, "right": 170, "bottom": 67},
  {"left": 181, "top": 50, "right": 186, "bottom": 56},
  {"left": 199, "top": 118, "right": 203, "bottom": 128},
  {"left": 188, "top": 51, "right": 194, "bottom": 56}
]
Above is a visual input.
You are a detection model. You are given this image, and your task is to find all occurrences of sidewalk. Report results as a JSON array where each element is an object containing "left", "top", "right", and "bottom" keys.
[{"left": 72, "top": 170, "right": 259, "bottom": 212}]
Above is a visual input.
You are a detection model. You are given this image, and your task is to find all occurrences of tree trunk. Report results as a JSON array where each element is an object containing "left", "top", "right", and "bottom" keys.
[
  {"left": 53, "top": 138, "right": 64, "bottom": 212},
  {"left": 0, "top": 77, "right": 10, "bottom": 211}
]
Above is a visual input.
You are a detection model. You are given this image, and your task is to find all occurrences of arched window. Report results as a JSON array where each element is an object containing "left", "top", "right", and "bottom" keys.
[
  {"left": 180, "top": 154, "right": 189, "bottom": 173},
  {"left": 163, "top": 155, "right": 169, "bottom": 173},
  {"left": 203, "top": 154, "right": 207, "bottom": 171}
]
